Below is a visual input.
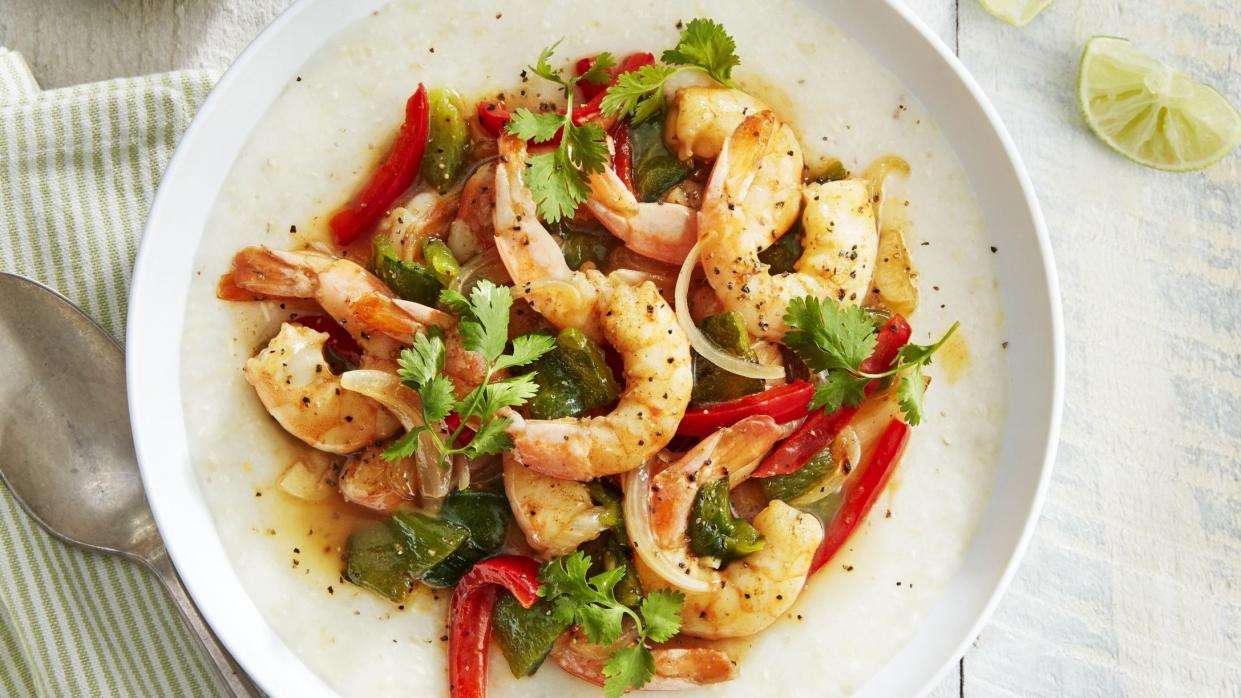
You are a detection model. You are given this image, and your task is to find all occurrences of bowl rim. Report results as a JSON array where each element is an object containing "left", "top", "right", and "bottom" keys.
[{"left": 126, "top": 1, "right": 1063, "bottom": 696}]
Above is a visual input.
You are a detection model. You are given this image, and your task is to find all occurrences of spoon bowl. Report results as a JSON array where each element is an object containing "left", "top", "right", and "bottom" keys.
[{"left": 0, "top": 272, "right": 258, "bottom": 697}]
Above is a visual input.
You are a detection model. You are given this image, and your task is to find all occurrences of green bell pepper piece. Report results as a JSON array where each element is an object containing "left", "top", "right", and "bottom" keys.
[
  {"left": 691, "top": 312, "right": 765, "bottom": 406},
  {"left": 588, "top": 481, "right": 624, "bottom": 537},
  {"left": 759, "top": 448, "right": 835, "bottom": 502},
  {"left": 806, "top": 157, "right": 850, "bottom": 183},
  {"left": 629, "top": 120, "right": 688, "bottom": 203},
  {"left": 758, "top": 228, "right": 804, "bottom": 275},
  {"left": 422, "top": 238, "right": 460, "bottom": 286},
  {"left": 343, "top": 511, "right": 469, "bottom": 602},
  {"left": 421, "top": 88, "right": 471, "bottom": 193},
  {"left": 547, "top": 219, "right": 620, "bottom": 271},
  {"left": 372, "top": 236, "right": 441, "bottom": 306},
  {"left": 526, "top": 328, "right": 621, "bottom": 420},
  {"left": 689, "top": 477, "right": 764, "bottom": 562},
  {"left": 421, "top": 490, "right": 511, "bottom": 587},
  {"left": 580, "top": 533, "right": 642, "bottom": 608},
  {"left": 492, "top": 594, "right": 571, "bottom": 677}
]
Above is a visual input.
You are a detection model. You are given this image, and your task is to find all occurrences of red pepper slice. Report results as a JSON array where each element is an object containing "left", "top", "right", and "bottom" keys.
[
  {"left": 575, "top": 55, "right": 609, "bottom": 100},
  {"left": 477, "top": 101, "right": 512, "bottom": 139},
  {"left": 449, "top": 555, "right": 541, "bottom": 698},
  {"left": 291, "top": 315, "right": 363, "bottom": 369},
  {"left": 809, "top": 419, "right": 910, "bottom": 574},
  {"left": 574, "top": 52, "right": 655, "bottom": 127},
  {"left": 753, "top": 314, "right": 913, "bottom": 477},
  {"left": 611, "top": 124, "right": 636, "bottom": 196},
  {"left": 443, "top": 412, "right": 475, "bottom": 449},
  {"left": 329, "top": 85, "right": 431, "bottom": 245},
  {"left": 676, "top": 381, "right": 814, "bottom": 438}
]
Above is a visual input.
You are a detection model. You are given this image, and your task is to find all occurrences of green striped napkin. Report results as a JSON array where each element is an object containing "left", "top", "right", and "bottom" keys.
[{"left": 0, "top": 47, "right": 226, "bottom": 697}]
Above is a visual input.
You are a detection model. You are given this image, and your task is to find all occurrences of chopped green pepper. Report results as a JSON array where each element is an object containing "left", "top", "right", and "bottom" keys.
[
  {"left": 689, "top": 477, "right": 764, "bottom": 562},
  {"left": 807, "top": 157, "right": 850, "bottom": 183},
  {"left": 629, "top": 120, "right": 688, "bottom": 202},
  {"left": 588, "top": 481, "right": 624, "bottom": 537},
  {"left": 758, "top": 228, "right": 804, "bottom": 275},
  {"left": 691, "top": 312, "right": 765, "bottom": 406},
  {"left": 343, "top": 511, "right": 468, "bottom": 602},
  {"left": 759, "top": 448, "right": 834, "bottom": 502},
  {"left": 421, "top": 88, "right": 471, "bottom": 193},
  {"left": 422, "top": 490, "right": 511, "bottom": 587},
  {"left": 549, "top": 219, "right": 621, "bottom": 271},
  {"left": 526, "top": 328, "right": 621, "bottom": 420},
  {"left": 580, "top": 533, "right": 642, "bottom": 608},
  {"left": 492, "top": 594, "right": 571, "bottom": 677},
  {"left": 422, "top": 238, "right": 460, "bottom": 286},
  {"left": 372, "top": 236, "right": 441, "bottom": 306}
]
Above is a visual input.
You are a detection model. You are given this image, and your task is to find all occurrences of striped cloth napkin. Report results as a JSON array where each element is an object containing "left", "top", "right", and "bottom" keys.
[{"left": 0, "top": 47, "right": 225, "bottom": 697}]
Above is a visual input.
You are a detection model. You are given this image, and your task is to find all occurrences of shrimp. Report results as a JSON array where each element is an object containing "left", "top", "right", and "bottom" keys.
[
  {"left": 502, "top": 453, "right": 609, "bottom": 558},
  {"left": 378, "top": 189, "right": 459, "bottom": 260},
  {"left": 492, "top": 135, "right": 693, "bottom": 480},
  {"left": 243, "top": 323, "right": 399, "bottom": 454},
  {"left": 349, "top": 291, "right": 489, "bottom": 397},
  {"left": 625, "top": 416, "right": 823, "bottom": 639},
  {"left": 228, "top": 246, "right": 402, "bottom": 364},
  {"left": 585, "top": 155, "right": 697, "bottom": 265},
  {"left": 446, "top": 160, "right": 498, "bottom": 261},
  {"left": 552, "top": 627, "right": 738, "bottom": 689},
  {"left": 338, "top": 444, "right": 410, "bottom": 512},
  {"left": 698, "top": 111, "right": 877, "bottom": 340}
]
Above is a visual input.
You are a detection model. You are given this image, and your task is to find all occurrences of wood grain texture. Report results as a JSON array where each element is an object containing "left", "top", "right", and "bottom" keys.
[{"left": 2, "top": 0, "right": 1240, "bottom": 696}]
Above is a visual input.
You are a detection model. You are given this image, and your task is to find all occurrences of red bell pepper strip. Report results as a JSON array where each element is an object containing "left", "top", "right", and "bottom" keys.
[
  {"left": 443, "top": 412, "right": 475, "bottom": 449},
  {"left": 676, "top": 381, "right": 814, "bottom": 437},
  {"left": 809, "top": 418, "right": 910, "bottom": 574},
  {"left": 292, "top": 315, "right": 363, "bottom": 369},
  {"left": 575, "top": 56, "right": 609, "bottom": 100},
  {"left": 329, "top": 85, "right": 430, "bottom": 245},
  {"left": 611, "top": 124, "right": 636, "bottom": 196},
  {"left": 449, "top": 555, "right": 542, "bottom": 698},
  {"left": 753, "top": 314, "right": 913, "bottom": 477},
  {"left": 574, "top": 52, "right": 655, "bottom": 127},
  {"left": 477, "top": 101, "right": 512, "bottom": 139}
]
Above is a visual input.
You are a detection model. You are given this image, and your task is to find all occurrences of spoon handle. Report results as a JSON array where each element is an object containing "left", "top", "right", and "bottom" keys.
[{"left": 145, "top": 550, "right": 264, "bottom": 697}]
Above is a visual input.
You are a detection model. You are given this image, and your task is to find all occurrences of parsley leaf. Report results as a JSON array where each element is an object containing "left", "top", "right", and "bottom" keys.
[
  {"left": 538, "top": 552, "right": 684, "bottom": 697},
  {"left": 603, "top": 646, "right": 655, "bottom": 698},
  {"left": 660, "top": 18, "right": 740, "bottom": 85},
  {"left": 383, "top": 281, "right": 553, "bottom": 468}
]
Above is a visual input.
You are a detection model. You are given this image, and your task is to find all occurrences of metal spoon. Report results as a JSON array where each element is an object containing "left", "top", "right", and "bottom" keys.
[{"left": 0, "top": 272, "right": 261, "bottom": 698}]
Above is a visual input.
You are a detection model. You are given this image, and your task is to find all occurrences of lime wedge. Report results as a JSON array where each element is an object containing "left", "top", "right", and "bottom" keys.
[
  {"left": 1079, "top": 36, "right": 1241, "bottom": 172},
  {"left": 978, "top": 0, "right": 1052, "bottom": 27}
]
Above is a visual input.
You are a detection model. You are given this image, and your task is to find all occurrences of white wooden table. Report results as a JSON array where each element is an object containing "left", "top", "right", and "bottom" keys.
[{"left": 2, "top": 0, "right": 1238, "bottom": 695}]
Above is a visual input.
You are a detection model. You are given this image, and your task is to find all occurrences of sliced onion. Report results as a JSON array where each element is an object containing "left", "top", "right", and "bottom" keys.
[
  {"left": 277, "top": 459, "right": 332, "bottom": 502},
  {"left": 339, "top": 370, "right": 452, "bottom": 502},
  {"left": 451, "top": 246, "right": 511, "bottom": 294},
  {"left": 675, "top": 241, "right": 784, "bottom": 381},
  {"left": 622, "top": 462, "right": 711, "bottom": 593}
]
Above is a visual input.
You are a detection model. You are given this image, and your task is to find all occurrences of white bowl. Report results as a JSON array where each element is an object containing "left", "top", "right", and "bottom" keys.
[{"left": 127, "top": 1, "right": 1063, "bottom": 695}]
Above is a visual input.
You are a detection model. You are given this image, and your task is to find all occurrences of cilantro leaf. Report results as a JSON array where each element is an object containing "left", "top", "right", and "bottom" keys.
[
  {"left": 566, "top": 121, "right": 610, "bottom": 175},
  {"left": 461, "top": 416, "right": 513, "bottom": 459},
  {"left": 396, "top": 331, "right": 445, "bottom": 388},
  {"left": 457, "top": 280, "right": 512, "bottom": 362},
  {"left": 579, "top": 604, "right": 626, "bottom": 646},
  {"left": 661, "top": 17, "right": 740, "bottom": 85},
  {"left": 505, "top": 108, "right": 565, "bottom": 143},
  {"left": 809, "top": 371, "right": 869, "bottom": 413},
  {"left": 418, "top": 375, "right": 457, "bottom": 425},
  {"left": 381, "top": 428, "right": 425, "bottom": 461},
  {"left": 530, "top": 41, "right": 565, "bottom": 85},
  {"left": 474, "top": 374, "right": 541, "bottom": 417},
  {"left": 599, "top": 63, "right": 678, "bottom": 121},
  {"left": 525, "top": 149, "right": 592, "bottom": 223},
  {"left": 603, "top": 646, "right": 655, "bottom": 698},
  {"left": 578, "top": 52, "right": 616, "bottom": 85},
  {"left": 494, "top": 333, "right": 556, "bottom": 372},
  {"left": 783, "top": 296, "right": 877, "bottom": 373},
  {"left": 437, "top": 288, "right": 471, "bottom": 318},
  {"left": 538, "top": 550, "right": 594, "bottom": 600},
  {"left": 639, "top": 590, "right": 684, "bottom": 644},
  {"left": 898, "top": 365, "right": 927, "bottom": 426}
]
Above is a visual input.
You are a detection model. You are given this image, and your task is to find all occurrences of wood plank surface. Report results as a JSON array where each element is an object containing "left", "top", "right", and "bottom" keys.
[{"left": 1, "top": 1, "right": 1239, "bottom": 696}]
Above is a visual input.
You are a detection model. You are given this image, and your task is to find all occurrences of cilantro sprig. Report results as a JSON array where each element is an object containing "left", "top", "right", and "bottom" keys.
[
  {"left": 539, "top": 551, "right": 684, "bottom": 698},
  {"left": 783, "top": 296, "right": 959, "bottom": 425},
  {"left": 381, "top": 280, "right": 554, "bottom": 467},
  {"left": 600, "top": 18, "right": 741, "bottom": 124},
  {"left": 505, "top": 43, "right": 614, "bottom": 223}
]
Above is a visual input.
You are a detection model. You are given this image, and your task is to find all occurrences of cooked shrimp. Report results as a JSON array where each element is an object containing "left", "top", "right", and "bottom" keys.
[
  {"left": 244, "top": 323, "right": 399, "bottom": 454},
  {"left": 446, "top": 160, "right": 497, "bottom": 261},
  {"left": 378, "top": 189, "right": 459, "bottom": 260},
  {"left": 502, "top": 453, "right": 609, "bottom": 558},
  {"left": 669, "top": 87, "right": 802, "bottom": 249},
  {"left": 349, "top": 291, "right": 488, "bottom": 396},
  {"left": 625, "top": 415, "right": 823, "bottom": 639},
  {"left": 552, "top": 627, "right": 738, "bottom": 689},
  {"left": 585, "top": 157, "right": 697, "bottom": 265},
  {"left": 338, "top": 444, "right": 411, "bottom": 512},
  {"left": 228, "top": 246, "right": 401, "bottom": 363},
  {"left": 698, "top": 111, "right": 877, "bottom": 339},
  {"left": 492, "top": 135, "right": 693, "bottom": 480}
]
